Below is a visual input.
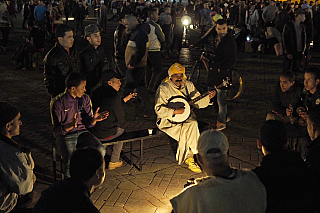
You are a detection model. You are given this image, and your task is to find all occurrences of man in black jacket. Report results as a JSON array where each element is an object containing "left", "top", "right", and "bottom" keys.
[
  {"left": 80, "top": 24, "right": 111, "bottom": 95},
  {"left": 253, "top": 120, "right": 318, "bottom": 213},
  {"left": 89, "top": 70, "right": 136, "bottom": 170},
  {"left": 44, "top": 24, "right": 81, "bottom": 98},
  {"left": 124, "top": 15, "right": 153, "bottom": 118},
  {"left": 266, "top": 70, "right": 303, "bottom": 123},
  {"left": 208, "top": 19, "right": 237, "bottom": 131},
  {"left": 282, "top": 8, "right": 307, "bottom": 73}
]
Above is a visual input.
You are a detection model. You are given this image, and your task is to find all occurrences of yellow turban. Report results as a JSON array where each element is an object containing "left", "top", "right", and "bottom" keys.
[{"left": 168, "top": 63, "right": 187, "bottom": 80}]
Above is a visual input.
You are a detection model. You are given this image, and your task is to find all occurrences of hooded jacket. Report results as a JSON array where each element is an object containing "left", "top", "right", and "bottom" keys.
[
  {"left": 125, "top": 23, "right": 150, "bottom": 68},
  {"left": 89, "top": 84, "right": 125, "bottom": 139}
]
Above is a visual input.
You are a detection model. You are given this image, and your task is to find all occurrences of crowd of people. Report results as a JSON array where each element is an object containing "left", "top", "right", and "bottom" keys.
[{"left": 1, "top": 0, "right": 320, "bottom": 212}]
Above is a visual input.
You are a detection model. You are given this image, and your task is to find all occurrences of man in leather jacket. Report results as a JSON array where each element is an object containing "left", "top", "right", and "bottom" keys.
[
  {"left": 282, "top": 9, "right": 307, "bottom": 73},
  {"left": 44, "top": 24, "right": 81, "bottom": 98},
  {"left": 80, "top": 24, "right": 111, "bottom": 95}
]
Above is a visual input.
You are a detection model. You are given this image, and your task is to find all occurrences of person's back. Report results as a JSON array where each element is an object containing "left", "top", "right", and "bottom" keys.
[
  {"left": 33, "top": 178, "right": 99, "bottom": 213},
  {"left": 254, "top": 120, "right": 317, "bottom": 213},
  {"left": 253, "top": 151, "right": 316, "bottom": 212},
  {"left": 171, "top": 169, "right": 266, "bottom": 213},
  {"left": 33, "top": 147, "right": 105, "bottom": 213}
]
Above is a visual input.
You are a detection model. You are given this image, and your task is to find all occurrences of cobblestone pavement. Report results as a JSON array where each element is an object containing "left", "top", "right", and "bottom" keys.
[{"left": 1, "top": 9, "right": 320, "bottom": 213}]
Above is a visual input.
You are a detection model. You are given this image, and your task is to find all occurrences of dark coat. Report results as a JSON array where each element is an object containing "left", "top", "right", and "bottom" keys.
[
  {"left": 73, "top": 4, "right": 86, "bottom": 20},
  {"left": 283, "top": 21, "right": 307, "bottom": 55},
  {"left": 89, "top": 84, "right": 125, "bottom": 139},
  {"left": 253, "top": 151, "right": 318, "bottom": 213},
  {"left": 210, "top": 32, "right": 237, "bottom": 87},
  {"left": 33, "top": 178, "right": 99, "bottom": 213},
  {"left": 271, "top": 81, "right": 303, "bottom": 116},
  {"left": 44, "top": 43, "right": 81, "bottom": 97},
  {"left": 306, "top": 136, "right": 320, "bottom": 182},
  {"left": 114, "top": 23, "right": 130, "bottom": 60},
  {"left": 298, "top": 88, "right": 320, "bottom": 111},
  {"left": 275, "top": 10, "right": 290, "bottom": 33},
  {"left": 79, "top": 44, "right": 111, "bottom": 94}
]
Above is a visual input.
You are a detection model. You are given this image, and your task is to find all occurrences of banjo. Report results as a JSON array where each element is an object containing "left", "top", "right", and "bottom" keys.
[{"left": 167, "top": 78, "right": 231, "bottom": 123}]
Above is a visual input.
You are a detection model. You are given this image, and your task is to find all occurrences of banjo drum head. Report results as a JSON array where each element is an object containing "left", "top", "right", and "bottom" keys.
[{"left": 170, "top": 97, "right": 191, "bottom": 123}]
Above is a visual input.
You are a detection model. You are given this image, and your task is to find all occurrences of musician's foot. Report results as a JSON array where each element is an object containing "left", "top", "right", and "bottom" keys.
[
  {"left": 108, "top": 160, "right": 123, "bottom": 170},
  {"left": 215, "top": 122, "right": 226, "bottom": 131},
  {"left": 185, "top": 158, "right": 202, "bottom": 173}
]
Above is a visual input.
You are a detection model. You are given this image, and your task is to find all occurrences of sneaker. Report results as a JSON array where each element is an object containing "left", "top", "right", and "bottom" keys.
[
  {"left": 216, "top": 122, "right": 226, "bottom": 131},
  {"left": 108, "top": 160, "right": 123, "bottom": 170},
  {"left": 185, "top": 158, "right": 202, "bottom": 173}
]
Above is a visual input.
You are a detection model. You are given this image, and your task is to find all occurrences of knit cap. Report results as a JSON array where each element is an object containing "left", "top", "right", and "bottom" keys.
[{"left": 0, "top": 102, "right": 19, "bottom": 127}]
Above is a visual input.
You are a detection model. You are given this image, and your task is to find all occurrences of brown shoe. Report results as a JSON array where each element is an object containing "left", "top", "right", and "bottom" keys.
[{"left": 108, "top": 160, "right": 123, "bottom": 170}]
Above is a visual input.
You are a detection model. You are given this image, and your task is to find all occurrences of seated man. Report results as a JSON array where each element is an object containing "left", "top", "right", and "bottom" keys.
[
  {"left": 170, "top": 130, "right": 267, "bottom": 213},
  {"left": 50, "top": 72, "right": 109, "bottom": 177},
  {"left": 155, "top": 63, "right": 215, "bottom": 172},
  {"left": 253, "top": 120, "right": 317, "bottom": 213},
  {"left": 0, "top": 102, "right": 35, "bottom": 212},
  {"left": 290, "top": 67, "right": 320, "bottom": 157},
  {"left": 33, "top": 147, "right": 105, "bottom": 213},
  {"left": 266, "top": 70, "right": 303, "bottom": 123},
  {"left": 89, "top": 69, "right": 136, "bottom": 170}
]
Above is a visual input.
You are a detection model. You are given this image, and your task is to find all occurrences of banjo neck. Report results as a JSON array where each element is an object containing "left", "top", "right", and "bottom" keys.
[{"left": 188, "top": 82, "right": 226, "bottom": 105}]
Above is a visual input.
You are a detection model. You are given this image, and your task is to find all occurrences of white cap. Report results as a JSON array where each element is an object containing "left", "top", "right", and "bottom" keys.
[{"left": 197, "top": 130, "right": 229, "bottom": 158}]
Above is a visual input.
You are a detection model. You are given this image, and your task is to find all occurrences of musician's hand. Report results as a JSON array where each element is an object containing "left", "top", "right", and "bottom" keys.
[
  {"left": 128, "top": 64, "right": 134, "bottom": 69},
  {"left": 189, "top": 44, "right": 194, "bottom": 49},
  {"left": 209, "top": 90, "right": 216, "bottom": 99},
  {"left": 287, "top": 54, "right": 293, "bottom": 59},
  {"left": 174, "top": 108, "right": 185, "bottom": 115},
  {"left": 286, "top": 108, "right": 293, "bottom": 117},
  {"left": 218, "top": 68, "right": 221, "bottom": 73}
]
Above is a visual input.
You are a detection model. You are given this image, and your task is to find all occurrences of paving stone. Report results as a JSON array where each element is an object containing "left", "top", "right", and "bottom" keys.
[
  {"left": 100, "top": 206, "right": 128, "bottom": 213},
  {"left": 124, "top": 199, "right": 157, "bottom": 213}
]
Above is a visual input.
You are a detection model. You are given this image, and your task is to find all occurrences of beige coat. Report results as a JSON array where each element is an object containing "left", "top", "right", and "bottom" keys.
[{"left": 155, "top": 79, "right": 210, "bottom": 164}]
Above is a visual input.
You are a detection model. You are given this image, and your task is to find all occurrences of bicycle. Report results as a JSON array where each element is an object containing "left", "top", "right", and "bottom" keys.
[{"left": 188, "top": 49, "right": 243, "bottom": 100}]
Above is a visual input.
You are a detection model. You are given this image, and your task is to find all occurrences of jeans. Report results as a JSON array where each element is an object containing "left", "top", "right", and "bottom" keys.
[
  {"left": 55, "top": 130, "right": 106, "bottom": 177},
  {"left": 115, "top": 59, "right": 127, "bottom": 77},
  {"left": 216, "top": 89, "right": 227, "bottom": 124},
  {"left": 100, "top": 127, "right": 124, "bottom": 163},
  {"left": 146, "top": 51, "right": 163, "bottom": 92},
  {"left": 283, "top": 51, "right": 303, "bottom": 73},
  {"left": 1, "top": 28, "right": 10, "bottom": 47},
  {"left": 124, "top": 66, "right": 153, "bottom": 116},
  {"left": 75, "top": 19, "right": 84, "bottom": 36}
]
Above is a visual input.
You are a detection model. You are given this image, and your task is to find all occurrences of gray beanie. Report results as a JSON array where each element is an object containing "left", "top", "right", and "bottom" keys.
[
  {"left": 84, "top": 24, "right": 100, "bottom": 37},
  {"left": 0, "top": 102, "right": 19, "bottom": 127}
]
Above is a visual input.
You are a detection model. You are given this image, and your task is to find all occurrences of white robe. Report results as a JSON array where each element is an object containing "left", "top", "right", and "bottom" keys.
[{"left": 155, "top": 79, "right": 210, "bottom": 164}]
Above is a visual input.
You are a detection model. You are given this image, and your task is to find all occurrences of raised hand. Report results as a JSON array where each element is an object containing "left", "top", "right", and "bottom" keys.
[
  {"left": 94, "top": 107, "right": 109, "bottom": 122},
  {"left": 73, "top": 113, "right": 78, "bottom": 128}
]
